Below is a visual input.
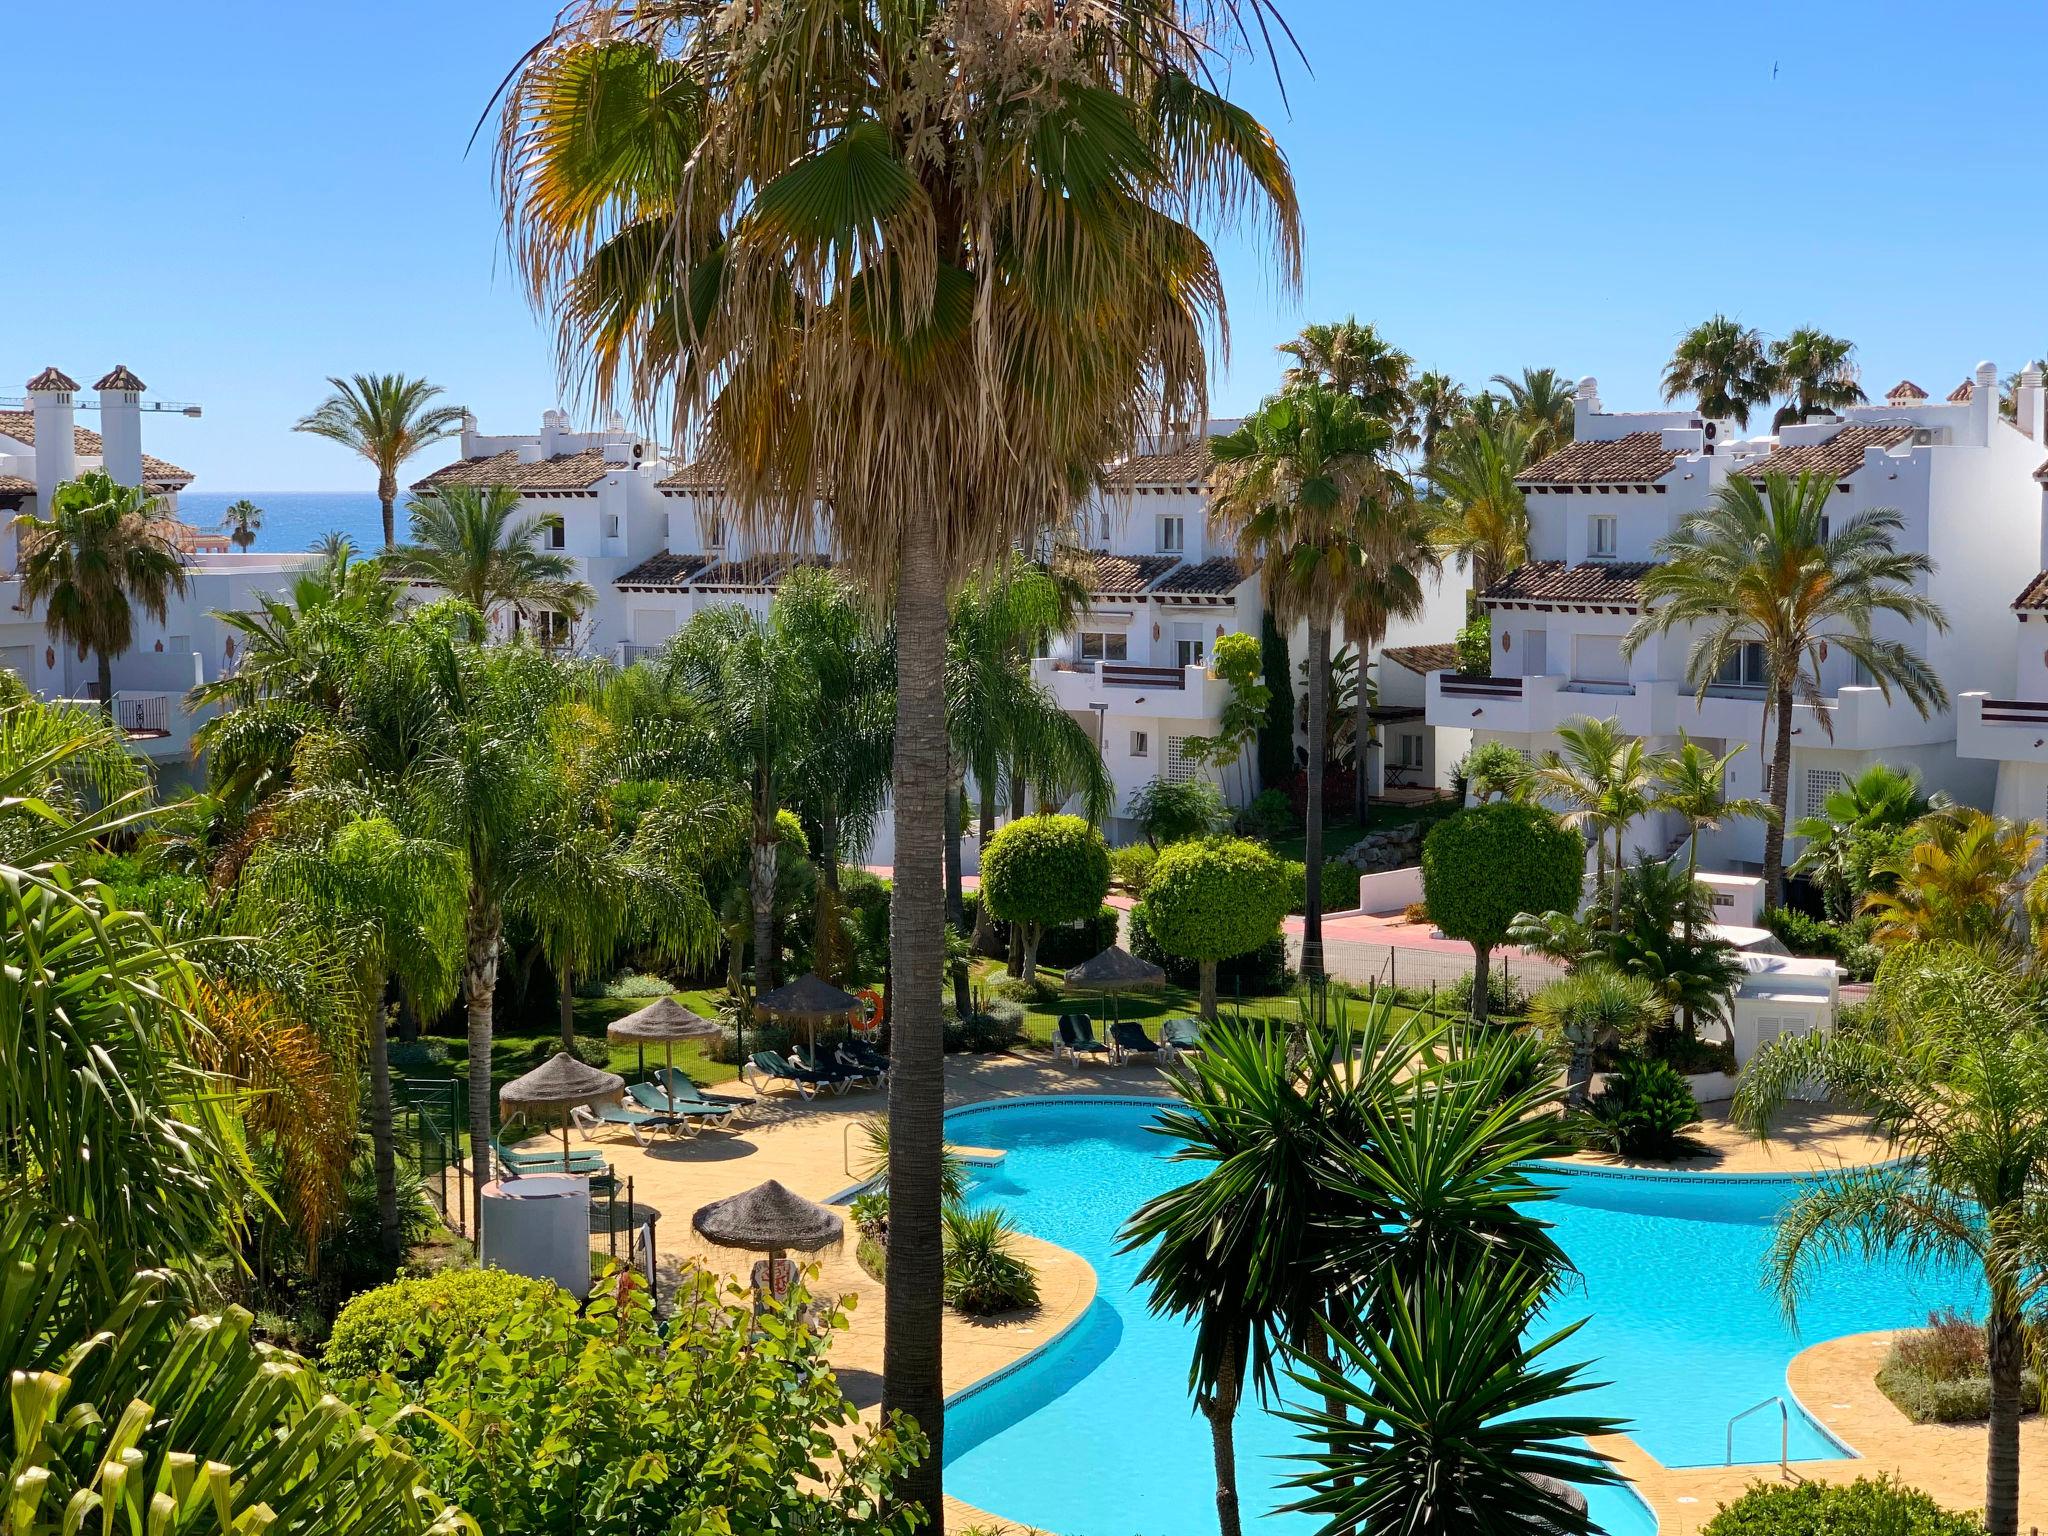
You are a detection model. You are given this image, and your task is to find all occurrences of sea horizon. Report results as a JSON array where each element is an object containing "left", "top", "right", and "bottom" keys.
[{"left": 175, "top": 490, "right": 390, "bottom": 556}]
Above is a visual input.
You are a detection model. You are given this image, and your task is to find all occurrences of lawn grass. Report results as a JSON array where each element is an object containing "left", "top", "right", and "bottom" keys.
[
  {"left": 970, "top": 959, "right": 1314, "bottom": 1044},
  {"left": 1264, "top": 798, "right": 1457, "bottom": 863}
]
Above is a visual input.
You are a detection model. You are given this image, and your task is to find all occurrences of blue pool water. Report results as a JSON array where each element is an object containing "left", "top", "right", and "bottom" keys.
[{"left": 941, "top": 1098, "right": 1977, "bottom": 1536}]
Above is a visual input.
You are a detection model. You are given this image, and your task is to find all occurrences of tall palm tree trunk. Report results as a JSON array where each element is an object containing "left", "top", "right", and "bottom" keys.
[
  {"left": 885, "top": 523, "right": 948, "bottom": 1532},
  {"left": 368, "top": 1000, "right": 400, "bottom": 1264},
  {"left": 557, "top": 960, "right": 576, "bottom": 1051},
  {"left": 95, "top": 648, "right": 115, "bottom": 714},
  {"left": 751, "top": 798, "right": 778, "bottom": 992},
  {"left": 1986, "top": 1293, "right": 2024, "bottom": 1536},
  {"left": 378, "top": 468, "right": 398, "bottom": 549},
  {"left": 1763, "top": 679, "right": 1796, "bottom": 912},
  {"left": 1201, "top": 1357, "right": 1245, "bottom": 1536},
  {"left": 972, "top": 781, "right": 998, "bottom": 954},
  {"left": 1303, "top": 624, "right": 1331, "bottom": 983},
  {"left": 463, "top": 895, "right": 502, "bottom": 1238},
  {"left": 944, "top": 773, "right": 965, "bottom": 930},
  {"left": 1352, "top": 669, "right": 1371, "bottom": 830}
]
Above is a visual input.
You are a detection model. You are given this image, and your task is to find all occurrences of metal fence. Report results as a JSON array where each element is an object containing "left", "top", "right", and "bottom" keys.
[{"left": 397, "top": 1077, "right": 470, "bottom": 1238}]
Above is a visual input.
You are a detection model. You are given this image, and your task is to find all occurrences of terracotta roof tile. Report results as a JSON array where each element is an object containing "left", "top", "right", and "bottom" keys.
[
  {"left": 1481, "top": 560, "right": 1656, "bottom": 609},
  {"left": 25, "top": 367, "right": 78, "bottom": 393},
  {"left": 1101, "top": 438, "right": 1215, "bottom": 489},
  {"left": 0, "top": 475, "right": 34, "bottom": 498},
  {"left": 1153, "top": 556, "right": 1246, "bottom": 595},
  {"left": 93, "top": 366, "right": 146, "bottom": 393},
  {"left": 0, "top": 412, "right": 192, "bottom": 485},
  {"left": 411, "top": 449, "right": 611, "bottom": 493},
  {"left": 694, "top": 552, "right": 831, "bottom": 589},
  {"left": 1738, "top": 423, "right": 1915, "bottom": 482},
  {"left": 1517, "top": 431, "right": 1681, "bottom": 485},
  {"left": 1885, "top": 379, "right": 1928, "bottom": 402},
  {"left": 615, "top": 552, "right": 714, "bottom": 589},
  {"left": 2013, "top": 572, "right": 2048, "bottom": 611},
  {"left": 1381, "top": 641, "right": 1460, "bottom": 674},
  {"left": 658, "top": 446, "right": 729, "bottom": 492},
  {"left": 1948, "top": 379, "right": 1976, "bottom": 403},
  {"left": 1088, "top": 552, "right": 1180, "bottom": 595}
]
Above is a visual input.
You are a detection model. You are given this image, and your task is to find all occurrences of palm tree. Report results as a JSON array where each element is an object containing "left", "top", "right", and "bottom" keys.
[
  {"left": 13, "top": 469, "right": 188, "bottom": 711},
  {"left": 1861, "top": 806, "right": 2044, "bottom": 958},
  {"left": 1213, "top": 385, "right": 1400, "bottom": 982},
  {"left": 1426, "top": 416, "right": 1534, "bottom": 599},
  {"left": 1656, "top": 734, "right": 1774, "bottom": 883},
  {"left": 1792, "top": 761, "right": 1931, "bottom": 920},
  {"left": 1341, "top": 491, "right": 1438, "bottom": 824},
  {"left": 495, "top": 9, "right": 1300, "bottom": 1518},
  {"left": 1769, "top": 327, "right": 1865, "bottom": 430},
  {"left": 294, "top": 373, "right": 466, "bottom": 548},
  {"left": 220, "top": 497, "right": 264, "bottom": 551},
  {"left": 1530, "top": 964, "right": 1662, "bottom": 1107},
  {"left": 1629, "top": 471, "right": 1948, "bottom": 909},
  {"left": 1409, "top": 371, "right": 1467, "bottom": 464},
  {"left": 1280, "top": 319, "right": 1415, "bottom": 446},
  {"left": 1661, "top": 315, "right": 1775, "bottom": 429},
  {"left": 385, "top": 482, "right": 594, "bottom": 637},
  {"left": 1530, "top": 715, "right": 1655, "bottom": 929},
  {"left": 1735, "top": 951, "right": 2048, "bottom": 1536},
  {"left": 1488, "top": 366, "right": 1577, "bottom": 461}
]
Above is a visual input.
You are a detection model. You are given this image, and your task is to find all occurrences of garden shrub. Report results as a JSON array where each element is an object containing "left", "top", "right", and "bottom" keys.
[
  {"left": 1127, "top": 776, "right": 1230, "bottom": 847},
  {"left": 946, "top": 1000, "right": 1027, "bottom": 1054},
  {"left": 342, "top": 1264, "right": 921, "bottom": 1535},
  {"left": 983, "top": 974, "right": 1059, "bottom": 1008},
  {"left": 1652, "top": 1030, "right": 1738, "bottom": 1076},
  {"left": 1877, "top": 1310, "right": 2044, "bottom": 1424},
  {"left": 601, "top": 971, "right": 673, "bottom": 998},
  {"left": 1034, "top": 905, "right": 1120, "bottom": 968},
  {"left": 1129, "top": 901, "right": 1288, "bottom": 994},
  {"left": 1283, "top": 857, "right": 1363, "bottom": 914},
  {"left": 528, "top": 1032, "right": 612, "bottom": 1068},
  {"left": 1700, "top": 1475, "right": 1984, "bottom": 1535},
  {"left": 978, "top": 815, "right": 1111, "bottom": 980},
  {"left": 386, "top": 1037, "right": 447, "bottom": 1070},
  {"left": 1109, "top": 842, "right": 1159, "bottom": 895},
  {"left": 1447, "top": 965, "right": 1530, "bottom": 1020},
  {"left": 325, "top": 1267, "right": 562, "bottom": 1382},
  {"left": 1454, "top": 611, "right": 1491, "bottom": 675},
  {"left": 1401, "top": 900, "right": 1430, "bottom": 926},
  {"left": 1580, "top": 1055, "right": 1702, "bottom": 1159},
  {"left": 1761, "top": 906, "right": 1842, "bottom": 956},
  {"left": 1144, "top": 838, "right": 1290, "bottom": 1019},
  {"left": 1282, "top": 766, "right": 1358, "bottom": 823},
  {"left": 942, "top": 1206, "right": 1041, "bottom": 1315},
  {"left": 1421, "top": 803, "right": 1583, "bottom": 1020},
  {"left": 1236, "top": 788, "right": 1296, "bottom": 839}
]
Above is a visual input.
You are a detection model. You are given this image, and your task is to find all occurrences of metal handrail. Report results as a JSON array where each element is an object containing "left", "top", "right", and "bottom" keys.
[{"left": 1726, "top": 1395, "right": 1789, "bottom": 1472}]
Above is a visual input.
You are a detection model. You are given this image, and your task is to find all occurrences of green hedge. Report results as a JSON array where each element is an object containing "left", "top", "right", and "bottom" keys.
[
  {"left": 325, "top": 1268, "right": 564, "bottom": 1382},
  {"left": 1129, "top": 901, "right": 1288, "bottom": 994},
  {"left": 1283, "top": 858, "right": 1362, "bottom": 914},
  {"left": 1701, "top": 1476, "right": 1984, "bottom": 1535}
]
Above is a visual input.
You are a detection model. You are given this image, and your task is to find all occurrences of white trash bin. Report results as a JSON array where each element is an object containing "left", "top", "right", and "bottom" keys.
[{"left": 479, "top": 1173, "right": 591, "bottom": 1298}]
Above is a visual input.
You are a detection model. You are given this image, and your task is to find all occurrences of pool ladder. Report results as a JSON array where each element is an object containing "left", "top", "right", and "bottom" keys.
[{"left": 1725, "top": 1395, "right": 1789, "bottom": 1473}]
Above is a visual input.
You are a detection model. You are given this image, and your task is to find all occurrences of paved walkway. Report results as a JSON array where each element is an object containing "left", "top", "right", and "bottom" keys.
[{"left": 570, "top": 1048, "right": 2026, "bottom": 1535}]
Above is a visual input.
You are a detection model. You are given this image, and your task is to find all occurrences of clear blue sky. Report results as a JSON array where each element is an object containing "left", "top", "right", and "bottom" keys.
[{"left": 10, "top": 1, "right": 2047, "bottom": 491}]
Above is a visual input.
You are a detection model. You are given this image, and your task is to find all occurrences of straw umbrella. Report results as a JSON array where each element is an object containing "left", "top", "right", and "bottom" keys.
[
  {"left": 1062, "top": 944, "right": 1166, "bottom": 1029},
  {"left": 692, "top": 1178, "right": 844, "bottom": 1297},
  {"left": 753, "top": 972, "right": 864, "bottom": 1058},
  {"left": 608, "top": 995, "right": 720, "bottom": 1084},
  {"left": 498, "top": 1051, "right": 625, "bottom": 1169}
]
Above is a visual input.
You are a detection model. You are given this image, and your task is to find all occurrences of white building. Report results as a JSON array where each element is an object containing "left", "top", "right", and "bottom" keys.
[
  {"left": 1426, "top": 364, "right": 2046, "bottom": 871},
  {"left": 0, "top": 365, "right": 315, "bottom": 765}
]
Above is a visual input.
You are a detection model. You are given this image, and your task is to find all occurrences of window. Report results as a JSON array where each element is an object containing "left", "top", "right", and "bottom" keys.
[
  {"left": 1130, "top": 730, "right": 1150, "bottom": 758},
  {"left": 704, "top": 515, "right": 726, "bottom": 550},
  {"left": 1571, "top": 634, "right": 1627, "bottom": 685},
  {"left": 1096, "top": 511, "right": 1111, "bottom": 548},
  {"left": 1080, "top": 632, "right": 1128, "bottom": 662},
  {"left": 534, "top": 610, "right": 570, "bottom": 648},
  {"left": 1589, "top": 514, "right": 1617, "bottom": 559},
  {"left": 1157, "top": 514, "right": 1184, "bottom": 553},
  {"left": 1172, "top": 620, "right": 1205, "bottom": 669},
  {"left": 1715, "top": 642, "right": 1768, "bottom": 689},
  {"left": 1397, "top": 732, "right": 1423, "bottom": 768},
  {"left": 604, "top": 513, "right": 620, "bottom": 539},
  {"left": 545, "top": 516, "right": 566, "bottom": 551}
]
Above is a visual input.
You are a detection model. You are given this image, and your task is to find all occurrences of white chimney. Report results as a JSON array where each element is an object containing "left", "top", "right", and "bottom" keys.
[
  {"left": 1975, "top": 360, "right": 1999, "bottom": 445},
  {"left": 26, "top": 367, "right": 79, "bottom": 508},
  {"left": 2021, "top": 365, "right": 2045, "bottom": 444},
  {"left": 1573, "top": 375, "right": 1600, "bottom": 440},
  {"left": 459, "top": 410, "right": 479, "bottom": 459},
  {"left": 602, "top": 414, "right": 633, "bottom": 466},
  {"left": 94, "top": 366, "right": 146, "bottom": 489},
  {"left": 540, "top": 408, "right": 566, "bottom": 460}
]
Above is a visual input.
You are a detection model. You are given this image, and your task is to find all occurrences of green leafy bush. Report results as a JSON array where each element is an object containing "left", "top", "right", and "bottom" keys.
[
  {"left": 601, "top": 971, "right": 673, "bottom": 999},
  {"left": 1236, "top": 787, "right": 1296, "bottom": 839},
  {"left": 942, "top": 1206, "right": 1041, "bottom": 1315},
  {"left": 1127, "top": 776, "right": 1230, "bottom": 847},
  {"left": 528, "top": 1032, "right": 612, "bottom": 1068},
  {"left": 1448, "top": 965, "right": 1530, "bottom": 1019},
  {"left": 325, "top": 1267, "right": 562, "bottom": 1382},
  {"left": 1454, "top": 611, "right": 1491, "bottom": 675},
  {"left": 1581, "top": 1055, "right": 1702, "bottom": 1158},
  {"left": 946, "top": 1000, "right": 1026, "bottom": 1054},
  {"left": 1129, "top": 899, "right": 1289, "bottom": 994},
  {"left": 978, "top": 815, "right": 1112, "bottom": 979},
  {"left": 1877, "top": 1310, "right": 2044, "bottom": 1424},
  {"left": 1761, "top": 906, "right": 1842, "bottom": 956},
  {"left": 386, "top": 1037, "right": 447, "bottom": 1070},
  {"left": 983, "top": 974, "right": 1058, "bottom": 1007},
  {"left": 1700, "top": 1476, "right": 1984, "bottom": 1535},
  {"left": 1422, "top": 803, "right": 1583, "bottom": 1019},
  {"left": 345, "top": 1264, "right": 922, "bottom": 1536},
  {"left": 1283, "top": 857, "right": 1363, "bottom": 914},
  {"left": 959, "top": 893, "right": 1115, "bottom": 965},
  {"left": 1145, "top": 838, "right": 1290, "bottom": 1016},
  {"left": 1109, "top": 842, "right": 1159, "bottom": 894}
]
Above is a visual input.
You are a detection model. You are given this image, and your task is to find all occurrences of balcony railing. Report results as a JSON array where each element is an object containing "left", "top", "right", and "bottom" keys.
[
  {"left": 1437, "top": 674, "right": 1523, "bottom": 700},
  {"left": 1100, "top": 664, "right": 1187, "bottom": 691},
  {"left": 1978, "top": 698, "right": 2048, "bottom": 726}
]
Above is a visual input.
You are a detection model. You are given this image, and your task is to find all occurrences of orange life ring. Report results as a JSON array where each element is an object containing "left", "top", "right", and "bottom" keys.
[{"left": 857, "top": 988, "right": 886, "bottom": 1031}]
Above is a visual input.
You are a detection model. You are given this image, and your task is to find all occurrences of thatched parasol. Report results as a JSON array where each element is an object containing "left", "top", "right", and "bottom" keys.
[
  {"left": 754, "top": 973, "right": 864, "bottom": 1054},
  {"left": 691, "top": 1178, "right": 844, "bottom": 1266},
  {"left": 1063, "top": 944, "right": 1166, "bottom": 1026},
  {"left": 499, "top": 1051, "right": 625, "bottom": 1167},
  {"left": 608, "top": 995, "right": 720, "bottom": 1081}
]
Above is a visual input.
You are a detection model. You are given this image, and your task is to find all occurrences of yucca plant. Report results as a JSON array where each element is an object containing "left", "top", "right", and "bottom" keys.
[{"left": 940, "top": 1206, "right": 1040, "bottom": 1316}]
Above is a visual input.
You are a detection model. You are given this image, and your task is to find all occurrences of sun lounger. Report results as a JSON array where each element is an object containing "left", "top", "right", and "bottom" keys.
[
  {"left": 572, "top": 1100, "right": 678, "bottom": 1147},
  {"left": 492, "top": 1136, "right": 615, "bottom": 1190},
  {"left": 652, "top": 1066, "right": 753, "bottom": 1119},
  {"left": 749, "top": 1049, "right": 832, "bottom": 1098},
  {"left": 626, "top": 1081, "right": 735, "bottom": 1134},
  {"left": 794, "top": 1043, "right": 863, "bottom": 1092},
  {"left": 836, "top": 1040, "right": 889, "bottom": 1086},
  {"left": 1108, "top": 1020, "right": 1163, "bottom": 1065},
  {"left": 1056, "top": 1013, "right": 1108, "bottom": 1066},
  {"left": 1161, "top": 1017, "right": 1204, "bottom": 1060}
]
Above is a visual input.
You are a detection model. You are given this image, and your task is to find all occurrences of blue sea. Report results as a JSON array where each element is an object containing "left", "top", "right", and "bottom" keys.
[{"left": 175, "top": 492, "right": 389, "bottom": 556}]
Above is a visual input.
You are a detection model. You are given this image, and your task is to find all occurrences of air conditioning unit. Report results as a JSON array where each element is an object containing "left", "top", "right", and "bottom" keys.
[
  {"left": 632, "top": 442, "right": 645, "bottom": 459},
  {"left": 1911, "top": 427, "right": 1948, "bottom": 446}
]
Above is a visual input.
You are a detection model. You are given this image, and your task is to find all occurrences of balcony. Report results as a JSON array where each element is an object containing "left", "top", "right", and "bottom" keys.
[
  {"left": 1959, "top": 692, "right": 2048, "bottom": 764},
  {"left": 1032, "top": 657, "right": 1224, "bottom": 721}
]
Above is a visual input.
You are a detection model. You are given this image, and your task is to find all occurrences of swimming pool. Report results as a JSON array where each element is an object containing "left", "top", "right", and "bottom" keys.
[{"left": 941, "top": 1097, "right": 1977, "bottom": 1536}]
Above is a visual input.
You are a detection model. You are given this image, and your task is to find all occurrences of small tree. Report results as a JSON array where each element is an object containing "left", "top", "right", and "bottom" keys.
[
  {"left": 980, "top": 814, "right": 1110, "bottom": 982},
  {"left": 1421, "top": 803, "right": 1583, "bottom": 1022},
  {"left": 1142, "top": 838, "right": 1290, "bottom": 1019},
  {"left": 1183, "top": 631, "right": 1270, "bottom": 806},
  {"left": 1127, "top": 776, "right": 1230, "bottom": 849}
]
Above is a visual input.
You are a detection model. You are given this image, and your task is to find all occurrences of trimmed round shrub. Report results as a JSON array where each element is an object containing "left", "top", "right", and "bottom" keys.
[
  {"left": 1581, "top": 1054, "right": 1701, "bottom": 1159},
  {"left": 1283, "top": 857, "right": 1363, "bottom": 915},
  {"left": 1700, "top": 1475, "right": 1983, "bottom": 1535},
  {"left": 1421, "top": 802, "right": 1583, "bottom": 1021},
  {"left": 325, "top": 1267, "right": 564, "bottom": 1382},
  {"left": 1143, "top": 838, "right": 1290, "bottom": 1019},
  {"left": 1129, "top": 901, "right": 1287, "bottom": 995},
  {"left": 979, "top": 815, "right": 1111, "bottom": 980}
]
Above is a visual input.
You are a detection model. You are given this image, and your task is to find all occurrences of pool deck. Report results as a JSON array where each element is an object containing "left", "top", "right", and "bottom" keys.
[{"left": 578, "top": 1046, "right": 2035, "bottom": 1534}]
